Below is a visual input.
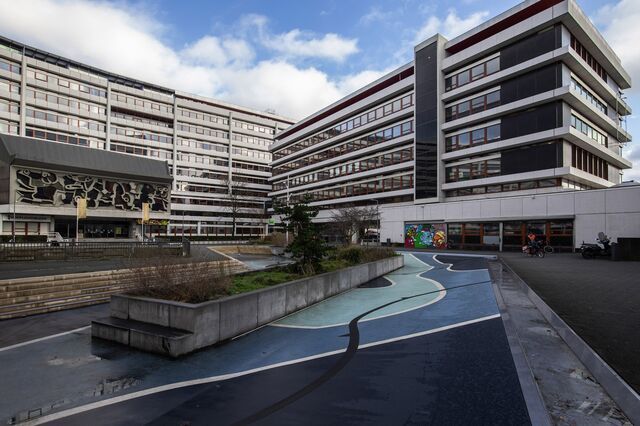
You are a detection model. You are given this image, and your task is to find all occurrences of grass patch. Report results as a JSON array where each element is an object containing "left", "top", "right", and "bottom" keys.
[
  {"left": 230, "top": 270, "right": 301, "bottom": 294},
  {"left": 228, "top": 246, "right": 397, "bottom": 296}
]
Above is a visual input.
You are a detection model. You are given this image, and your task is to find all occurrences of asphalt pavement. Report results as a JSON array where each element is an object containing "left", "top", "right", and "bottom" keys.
[{"left": 500, "top": 252, "right": 640, "bottom": 394}]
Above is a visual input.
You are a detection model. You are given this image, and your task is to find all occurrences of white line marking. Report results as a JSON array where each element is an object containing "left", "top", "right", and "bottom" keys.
[
  {"left": 0, "top": 326, "right": 90, "bottom": 353},
  {"left": 429, "top": 253, "right": 489, "bottom": 273},
  {"left": 23, "top": 314, "right": 500, "bottom": 425}
]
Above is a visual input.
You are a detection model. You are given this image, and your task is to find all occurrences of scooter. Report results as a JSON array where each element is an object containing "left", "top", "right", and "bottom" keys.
[{"left": 580, "top": 232, "right": 611, "bottom": 259}]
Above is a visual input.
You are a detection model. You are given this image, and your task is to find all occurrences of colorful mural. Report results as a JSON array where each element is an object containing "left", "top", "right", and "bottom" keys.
[{"left": 404, "top": 223, "right": 447, "bottom": 249}]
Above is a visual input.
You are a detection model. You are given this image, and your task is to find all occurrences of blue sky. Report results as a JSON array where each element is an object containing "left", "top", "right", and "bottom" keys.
[{"left": 0, "top": 0, "right": 638, "bottom": 179}]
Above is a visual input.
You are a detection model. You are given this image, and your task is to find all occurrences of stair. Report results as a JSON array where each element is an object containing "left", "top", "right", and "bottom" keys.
[
  {"left": 92, "top": 316, "right": 193, "bottom": 357},
  {"left": 0, "top": 260, "right": 247, "bottom": 320}
]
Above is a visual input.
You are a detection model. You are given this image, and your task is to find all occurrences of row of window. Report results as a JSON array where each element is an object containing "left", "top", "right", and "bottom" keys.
[
  {"left": 232, "top": 161, "right": 271, "bottom": 173},
  {"left": 231, "top": 147, "right": 271, "bottom": 161},
  {"left": 273, "top": 120, "right": 414, "bottom": 176},
  {"left": 110, "top": 142, "right": 172, "bottom": 159},
  {"left": 0, "top": 119, "right": 18, "bottom": 134},
  {"left": 177, "top": 152, "right": 229, "bottom": 167},
  {"left": 283, "top": 173, "right": 414, "bottom": 204},
  {"left": 26, "top": 127, "right": 105, "bottom": 149},
  {"left": 25, "top": 88, "right": 106, "bottom": 115},
  {"left": 445, "top": 57, "right": 500, "bottom": 92},
  {"left": 111, "top": 125, "right": 172, "bottom": 145},
  {"left": 571, "top": 144, "right": 609, "bottom": 180},
  {"left": 570, "top": 114, "right": 607, "bottom": 147},
  {"left": 273, "top": 93, "right": 414, "bottom": 160},
  {"left": 570, "top": 77, "right": 607, "bottom": 115},
  {"left": 111, "top": 92, "right": 173, "bottom": 113},
  {"left": 111, "top": 110, "right": 172, "bottom": 128},
  {"left": 0, "top": 59, "right": 21, "bottom": 74},
  {"left": 177, "top": 108, "right": 228, "bottom": 125},
  {"left": 232, "top": 174, "right": 270, "bottom": 186},
  {"left": 25, "top": 107, "right": 106, "bottom": 132},
  {"left": 178, "top": 123, "right": 228, "bottom": 140},
  {"left": 0, "top": 98, "right": 19, "bottom": 114},
  {"left": 273, "top": 147, "right": 413, "bottom": 191},
  {"left": 171, "top": 210, "right": 267, "bottom": 219},
  {"left": 445, "top": 123, "right": 500, "bottom": 152},
  {"left": 176, "top": 167, "right": 227, "bottom": 181},
  {"left": 231, "top": 133, "right": 271, "bottom": 148},
  {"left": 445, "top": 158, "right": 501, "bottom": 182},
  {"left": 445, "top": 90, "right": 501, "bottom": 122},
  {"left": 27, "top": 69, "right": 107, "bottom": 97},
  {"left": 177, "top": 182, "right": 267, "bottom": 198},
  {"left": 570, "top": 35, "right": 608, "bottom": 82},
  {"left": 0, "top": 78, "right": 20, "bottom": 94},
  {"left": 445, "top": 178, "right": 561, "bottom": 197},
  {"left": 172, "top": 197, "right": 263, "bottom": 209},
  {"left": 178, "top": 138, "right": 228, "bottom": 153},
  {"left": 233, "top": 120, "right": 275, "bottom": 135}
]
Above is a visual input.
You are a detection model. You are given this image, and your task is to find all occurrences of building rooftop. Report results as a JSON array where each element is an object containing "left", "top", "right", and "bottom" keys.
[{"left": 0, "top": 134, "right": 173, "bottom": 184}]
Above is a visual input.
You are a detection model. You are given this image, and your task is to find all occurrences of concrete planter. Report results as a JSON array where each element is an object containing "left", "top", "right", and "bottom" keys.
[{"left": 92, "top": 255, "right": 403, "bottom": 357}]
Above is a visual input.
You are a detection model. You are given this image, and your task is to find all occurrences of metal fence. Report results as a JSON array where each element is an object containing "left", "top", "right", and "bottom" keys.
[{"left": 0, "top": 240, "right": 189, "bottom": 262}]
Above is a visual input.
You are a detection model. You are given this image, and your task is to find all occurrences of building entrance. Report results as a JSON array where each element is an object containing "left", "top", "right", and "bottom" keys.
[{"left": 54, "top": 219, "right": 131, "bottom": 239}]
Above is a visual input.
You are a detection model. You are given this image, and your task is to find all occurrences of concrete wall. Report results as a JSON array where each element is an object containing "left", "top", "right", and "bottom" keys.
[
  {"left": 105, "top": 255, "right": 404, "bottom": 357},
  {"left": 380, "top": 185, "right": 640, "bottom": 247}
]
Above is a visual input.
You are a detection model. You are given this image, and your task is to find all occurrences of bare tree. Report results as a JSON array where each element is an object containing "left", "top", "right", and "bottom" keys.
[
  {"left": 222, "top": 177, "right": 247, "bottom": 238},
  {"left": 331, "top": 206, "right": 379, "bottom": 245}
]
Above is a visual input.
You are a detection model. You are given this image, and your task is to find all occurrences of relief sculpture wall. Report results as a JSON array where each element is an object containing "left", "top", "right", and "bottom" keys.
[{"left": 15, "top": 168, "right": 169, "bottom": 212}]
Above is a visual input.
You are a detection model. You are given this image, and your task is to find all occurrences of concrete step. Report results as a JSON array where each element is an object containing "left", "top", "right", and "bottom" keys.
[
  {"left": 0, "top": 289, "right": 125, "bottom": 317},
  {"left": 0, "top": 270, "right": 133, "bottom": 292},
  {"left": 92, "top": 316, "right": 193, "bottom": 357},
  {"left": 0, "top": 296, "right": 110, "bottom": 320},
  {"left": 0, "top": 277, "right": 136, "bottom": 301},
  {"left": 0, "top": 283, "right": 135, "bottom": 306}
]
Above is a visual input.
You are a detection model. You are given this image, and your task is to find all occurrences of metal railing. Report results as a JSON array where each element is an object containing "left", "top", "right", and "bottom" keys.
[{"left": 0, "top": 240, "right": 189, "bottom": 262}]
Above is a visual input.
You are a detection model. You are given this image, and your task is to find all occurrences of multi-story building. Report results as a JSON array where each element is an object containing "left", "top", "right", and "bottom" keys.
[
  {"left": 270, "top": 0, "right": 637, "bottom": 250},
  {"left": 0, "top": 36, "right": 293, "bottom": 239}
]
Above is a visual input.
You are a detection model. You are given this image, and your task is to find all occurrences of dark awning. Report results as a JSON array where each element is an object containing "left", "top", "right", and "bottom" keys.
[{"left": 0, "top": 134, "right": 173, "bottom": 184}]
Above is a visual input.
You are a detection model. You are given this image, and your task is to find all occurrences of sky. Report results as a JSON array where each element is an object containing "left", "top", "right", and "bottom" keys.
[{"left": 0, "top": 0, "right": 638, "bottom": 180}]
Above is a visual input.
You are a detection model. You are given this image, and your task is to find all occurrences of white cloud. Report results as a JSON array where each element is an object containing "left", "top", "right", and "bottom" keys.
[
  {"left": 592, "top": 0, "right": 640, "bottom": 180},
  {"left": 0, "top": 0, "right": 377, "bottom": 119},
  {"left": 181, "top": 36, "right": 254, "bottom": 68},
  {"left": 593, "top": 0, "right": 640, "bottom": 92},
  {"left": 262, "top": 29, "right": 359, "bottom": 63},
  {"left": 414, "top": 9, "right": 490, "bottom": 43},
  {"left": 360, "top": 7, "right": 393, "bottom": 25}
]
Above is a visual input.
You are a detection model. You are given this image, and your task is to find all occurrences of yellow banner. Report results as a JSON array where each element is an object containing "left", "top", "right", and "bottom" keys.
[
  {"left": 76, "top": 198, "right": 87, "bottom": 219},
  {"left": 142, "top": 202, "right": 150, "bottom": 222}
]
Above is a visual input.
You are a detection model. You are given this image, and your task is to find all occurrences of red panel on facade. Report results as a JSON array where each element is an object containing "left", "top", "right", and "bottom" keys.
[
  {"left": 446, "top": 0, "right": 564, "bottom": 54},
  {"left": 276, "top": 67, "right": 415, "bottom": 142}
]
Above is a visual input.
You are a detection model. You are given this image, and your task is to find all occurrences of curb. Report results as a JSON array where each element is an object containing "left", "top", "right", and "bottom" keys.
[
  {"left": 488, "top": 262, "right": 552, "bottom": 426},
  {"left": 500, "top": 259, "right": 640, "bottom": 425}
]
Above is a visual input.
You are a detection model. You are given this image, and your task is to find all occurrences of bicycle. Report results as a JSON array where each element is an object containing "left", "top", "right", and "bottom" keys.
[{"left": 543, "top": 241, "right": 554, "bottom": 254}]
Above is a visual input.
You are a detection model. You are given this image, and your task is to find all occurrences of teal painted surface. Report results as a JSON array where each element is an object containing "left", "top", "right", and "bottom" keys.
[{"left": 274, "top": 254, "right": 444, "bottom": 328}]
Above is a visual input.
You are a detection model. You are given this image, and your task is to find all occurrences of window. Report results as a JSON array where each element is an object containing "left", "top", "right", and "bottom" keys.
[
  {"left": 571, "top": 114, "right": 607, "bottom": 147},
  {"left": 445, "top": 56, "right": 501, "bottom": 92},
  {"left": 571, "top": 77, "right": 607, "bottom": 115},
  {"left": 273, "top": 93, "right": 413, "bottom": 161},
  {"left": 570, "top": 34, "right": 608, "bottom": 82},
  {"left": 444, "top": 123, "right": 501, "bottom": 152},
  {"left": 445, "top": 90, "right": 500, "bottom": 121}
]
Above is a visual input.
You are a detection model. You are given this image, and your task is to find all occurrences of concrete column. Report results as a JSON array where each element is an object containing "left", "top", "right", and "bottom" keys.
[
  {"left": 18, "top": 49, "right": 27, "bottom": 137},
  {"left": 227, "top": 112, "right": 233, "bottom": 189},
  {"left": 105, "top": 81, "right": 112, "bottom": 150},
  {"left": 171, "top": 95, "right": 178, "bottom": 191}
]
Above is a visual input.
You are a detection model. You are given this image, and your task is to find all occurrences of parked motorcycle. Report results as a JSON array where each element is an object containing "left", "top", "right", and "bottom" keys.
[{"left": 580, "top": 232, "right": 611, "bottom": 259}]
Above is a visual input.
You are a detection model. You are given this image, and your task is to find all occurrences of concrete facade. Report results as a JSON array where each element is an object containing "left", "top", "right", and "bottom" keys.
[
  {"left": 0, "top": 37, "right": 294, "bottom": 239},
  {"left": 268, "top": 0, "right": 634, "bottom": 251}
]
